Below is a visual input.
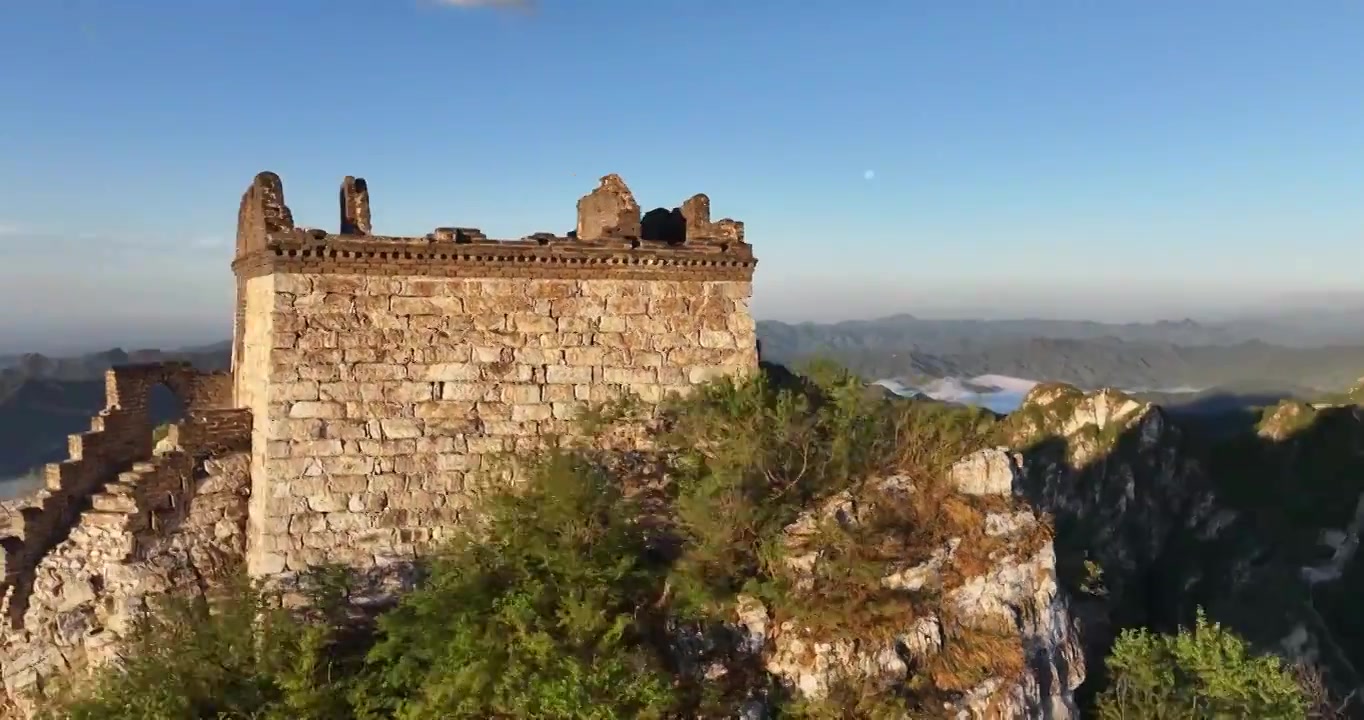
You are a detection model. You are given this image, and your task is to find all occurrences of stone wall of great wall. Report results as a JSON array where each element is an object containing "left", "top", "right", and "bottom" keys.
[
  {"left": 0, "top": 363, "right": 252, "bottom": 713},
  {"left": 0, "top": 169, "right": 759, "bottom": 715}
]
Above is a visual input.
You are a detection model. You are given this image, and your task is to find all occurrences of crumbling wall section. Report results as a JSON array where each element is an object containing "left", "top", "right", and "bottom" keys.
[
  {"left": 0, "top": 358, "right": 247, "bottom": 714},
  {"left": 0, "top": 364, "right": 235, "bottom": 624},
  {"left": 0, "top": 450, "right": 252, "bottom": 716}
]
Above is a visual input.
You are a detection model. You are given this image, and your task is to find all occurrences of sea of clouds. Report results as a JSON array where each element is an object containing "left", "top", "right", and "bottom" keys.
[
  {"left": 875, "top": 374, "right": 1209, "bottom": 414},
  {"left": 874, "top": 374, "right": 1041, "bottom": 414}
]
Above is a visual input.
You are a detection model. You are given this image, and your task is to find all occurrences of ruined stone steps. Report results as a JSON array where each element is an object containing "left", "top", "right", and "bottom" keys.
[
  {"left": 80, "top": 510, "right": 130, "bottom": 529},
  {"left": 89, "top": 493, "right": 137, "bottom": 514},
  {"left": 111, "top": 474, "right": 140, "bottom": 490}
]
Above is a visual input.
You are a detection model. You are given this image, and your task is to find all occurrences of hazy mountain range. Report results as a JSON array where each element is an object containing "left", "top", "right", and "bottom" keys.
[
  {"left": 757, "top": 315, "right": 1364, "bottom": 391},
  {"left": 3, "top": 312, "right": 1363, "bottom": 489}
]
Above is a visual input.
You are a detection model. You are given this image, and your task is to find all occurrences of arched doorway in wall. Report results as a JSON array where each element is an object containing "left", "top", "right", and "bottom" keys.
[{"left": 147, "top": 382, "right": 187, "bottom": 455}]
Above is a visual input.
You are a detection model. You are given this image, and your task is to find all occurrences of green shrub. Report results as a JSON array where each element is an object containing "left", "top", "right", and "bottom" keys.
[
  {"left": 37, "top": 577, "right": 352, "bottom": 720},
  {"left": 351, "top": 451, "right": 677, "bottom": 720},
  {"left": 1095, "top": 608, "right": 1307, "bottom": 720},
  {"left": 659, "top": 364, "right": 893, "bottom": 614}
]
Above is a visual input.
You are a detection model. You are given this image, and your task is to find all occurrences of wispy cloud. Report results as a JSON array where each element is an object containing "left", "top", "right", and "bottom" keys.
[
  {"left": 0, "top": 226, "right": 235, "bottom": 260},
  {"left": 191, "top": 235, "right": 230, "bottom": 249},
  {"left": 433, "top": 0, "right": 534, "bottom": 10}
]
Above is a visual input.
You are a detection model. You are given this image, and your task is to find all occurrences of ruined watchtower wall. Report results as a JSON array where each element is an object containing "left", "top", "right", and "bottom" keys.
[{"left": 232, "top": 171, "right": 759, "bottom": 577}]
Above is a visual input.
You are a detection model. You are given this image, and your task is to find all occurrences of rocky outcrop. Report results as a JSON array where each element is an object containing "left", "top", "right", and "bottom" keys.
[
  {"left": 986, "top": 384, "right": 1221, "bottom": 707},
  {"left": 1003, "top": 385, "right": 1215, "bottom": 602},
  {"left": 949, "top": 447, "right": 1022, "bottom": 496},
  {"left": 700, "top": 470, "right": 1085, "bottom": 718}
]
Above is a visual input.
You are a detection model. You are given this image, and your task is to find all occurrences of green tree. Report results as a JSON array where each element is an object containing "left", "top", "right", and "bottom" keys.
[{"left": 1096, "top": 608, "right": 1307, "bottom": 720}]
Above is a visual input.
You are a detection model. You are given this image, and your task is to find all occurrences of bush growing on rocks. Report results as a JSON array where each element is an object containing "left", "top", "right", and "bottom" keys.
[
  {"left": 36, "top": 575, "right": 353, "bottom": 720},
  {"left": 349, "top": 451, "right": 679, "bottom": 719}
]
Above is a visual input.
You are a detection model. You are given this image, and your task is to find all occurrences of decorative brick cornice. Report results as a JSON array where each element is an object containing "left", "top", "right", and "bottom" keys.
[{"left": 233, "top": 231, "right": 757, "bottom": 282}]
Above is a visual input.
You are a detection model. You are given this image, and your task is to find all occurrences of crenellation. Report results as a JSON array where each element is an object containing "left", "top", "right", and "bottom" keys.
[
  {"left": 575, "top": 173, "right": 642, "bottom": 243},
  {"left": 339, "top": 176, "right": 372, "bottom": 236},
  {"left": 236, "top": 172, "right": 295, "bottom": 258},
  {"left": 681, "top": 193, "right": 713, "bottom": 240}
]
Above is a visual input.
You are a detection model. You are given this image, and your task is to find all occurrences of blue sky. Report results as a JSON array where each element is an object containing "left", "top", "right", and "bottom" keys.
[{"left": 2, "top": 0, "right": 1363, "bottom": 353}]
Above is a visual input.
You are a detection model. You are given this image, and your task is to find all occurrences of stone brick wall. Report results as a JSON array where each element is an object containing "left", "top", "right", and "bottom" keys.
[
  {"left": 231, "top": 170, "right": 760, "bottom": 578},
  {"left": 240, "top": 273, "right": 756, "bottom": 575}
]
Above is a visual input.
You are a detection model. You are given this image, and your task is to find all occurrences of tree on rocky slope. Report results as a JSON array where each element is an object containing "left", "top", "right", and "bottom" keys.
[{"left": 1096, "top": 609, "right": 1305, "bottom": 719}]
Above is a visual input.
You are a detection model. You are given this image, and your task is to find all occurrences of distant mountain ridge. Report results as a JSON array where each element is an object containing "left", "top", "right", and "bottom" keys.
[
  {"left": 758, "top": 317, "right": 1364, "bottom": 392},
  {"left": 0, "top": 342, "right": 230, "bottom": 402},
  {"left": 758, "top": 312, "right": 1364, "bottom": 353},
  {"left": 0, "top": 343, "right": 230, "bottom": 481},
  {"left": 3, "top": 316, "right": 1363, "bottom": 487}
]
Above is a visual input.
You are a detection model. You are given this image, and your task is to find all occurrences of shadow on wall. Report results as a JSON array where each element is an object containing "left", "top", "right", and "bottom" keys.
[
  {"left": 641, "top": 208, "right": 686, "bottom": 244},
  {"left": 1008, "top": 392, "right": 1364, "bottom": 714}
]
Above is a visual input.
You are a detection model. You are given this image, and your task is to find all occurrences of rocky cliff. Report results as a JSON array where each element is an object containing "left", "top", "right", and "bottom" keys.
[
  {"left": 992, "top": 380, "right": 1364, "bottom": 712},
  {"left": 727, "top": 466, "right": 1085, "bottom": 718}
]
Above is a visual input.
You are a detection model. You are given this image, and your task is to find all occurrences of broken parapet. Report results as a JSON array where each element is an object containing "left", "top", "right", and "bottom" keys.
[
  {"left": 0, "top": 363, "right": 244, "bottom": 627},
  {"left": 230, "top": 171, "right": 756, "bottom": 283},
  {"left": 339, "top": 176, "right": 372, "bottom": 236},
  {"left": 576, "top": 173, "right": 642, "bottom": 243}
]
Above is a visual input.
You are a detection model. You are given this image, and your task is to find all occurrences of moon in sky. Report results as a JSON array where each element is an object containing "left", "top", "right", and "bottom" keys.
[{"left": 863, "top": 170, "right": 875, "bottom": 180}]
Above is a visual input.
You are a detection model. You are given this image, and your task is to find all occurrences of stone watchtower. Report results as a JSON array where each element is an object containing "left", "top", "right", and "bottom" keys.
[{"left": 231, "top": 172, "right": 759, "bottom": 577}]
